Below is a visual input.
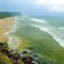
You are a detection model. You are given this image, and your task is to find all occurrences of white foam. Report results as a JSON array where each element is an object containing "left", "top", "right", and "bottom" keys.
[
  {"left": 9, "top": 16, "right": 64, "bottom": 48},
  {"left": 4, "top": 17, "right": 21, "bottom": 49},
  {"left": 29, "top": 24, "right": 49, "bottom": 32},
  {"left": 30, "top": 18, "right": 47, "bottom": 24},
  {"left": 8, "top": 37, "right": 20, "bottom": 49},
  {"left": 58, "top": 27, "right": 64, "bottom": 30},
  {"left": 29, "top": 19, "right": 64, "bottom": 48}
]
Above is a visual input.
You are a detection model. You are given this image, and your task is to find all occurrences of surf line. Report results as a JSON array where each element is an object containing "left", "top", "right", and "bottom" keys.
[
  {"left": 29, "top": 23, "right": 64, "bottom": 48},
  {"left": 4, "top": 17, "right": 20, "bottom": 49}
]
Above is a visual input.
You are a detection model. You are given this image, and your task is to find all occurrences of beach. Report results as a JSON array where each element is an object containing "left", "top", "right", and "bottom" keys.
[{"left": 0, "top": 17, "right": 15, "bottom": 42}]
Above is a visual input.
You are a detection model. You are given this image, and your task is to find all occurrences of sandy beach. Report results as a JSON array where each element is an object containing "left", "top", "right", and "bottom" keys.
[{"left": 0, "top": 17, "right": 15, "bottom": 42}]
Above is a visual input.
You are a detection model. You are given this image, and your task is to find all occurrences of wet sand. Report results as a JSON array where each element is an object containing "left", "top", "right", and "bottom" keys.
[{"left": 0, "top": 17, "right": 15, "bottom": 42}]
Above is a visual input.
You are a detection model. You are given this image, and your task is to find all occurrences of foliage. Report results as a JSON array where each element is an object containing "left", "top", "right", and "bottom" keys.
[
  {"left": 0, "top": 12, "right": 21, "bottom": 19},
  {"left": 0, "top": 52, "right": 13, "bottom": 64}
]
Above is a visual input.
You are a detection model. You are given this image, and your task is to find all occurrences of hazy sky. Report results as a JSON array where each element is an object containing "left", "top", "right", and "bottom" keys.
[{"left": 0, "top": 0, "right": 64, "bottom": 16}]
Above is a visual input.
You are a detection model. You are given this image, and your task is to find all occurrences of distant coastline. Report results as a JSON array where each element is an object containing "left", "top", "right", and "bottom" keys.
[{"left": 0, "top": 12, "right": 21, "bottom": 19}]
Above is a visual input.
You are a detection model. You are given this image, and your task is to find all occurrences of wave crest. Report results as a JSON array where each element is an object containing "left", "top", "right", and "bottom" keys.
[{"left": 29, "top": 18, "right": 64, "bottom": 47}]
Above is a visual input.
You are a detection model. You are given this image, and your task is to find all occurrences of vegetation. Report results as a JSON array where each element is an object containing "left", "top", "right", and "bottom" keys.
[
  {"left": 0, "top": 52, "right": 13, "bottom": 64},
  {"left": 0, "top": 12, "right": 21, "bottom": 19},
  {"left": 0, "top": 41, "right": 57, "bottom": 64}
]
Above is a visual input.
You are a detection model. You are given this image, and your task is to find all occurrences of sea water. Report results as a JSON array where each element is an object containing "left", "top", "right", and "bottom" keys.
[{"left": 13, "top": 16, "right": 64, "bottom": 48}]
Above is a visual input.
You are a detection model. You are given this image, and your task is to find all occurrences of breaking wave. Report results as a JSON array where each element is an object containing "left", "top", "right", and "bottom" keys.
[
  {"left": 8, "top": 16, "right": 64, "bottom": 48},
  {"left": 30, "top": 18, "right": 47, "bottom": 24},
  {"left": 4, "top": 17, "right": 20, "bottom": 49},
  {"left": 29, "top": 18, "right": 64, "bottom": 47}
]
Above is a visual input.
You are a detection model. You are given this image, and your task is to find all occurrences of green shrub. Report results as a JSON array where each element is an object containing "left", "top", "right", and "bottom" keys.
[{"left": 0, "top": 52, "right": 13, "bottom": 64}]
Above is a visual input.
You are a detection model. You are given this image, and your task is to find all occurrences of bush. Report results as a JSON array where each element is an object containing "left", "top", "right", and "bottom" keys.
[{"left": 0, "top": 52, "right": 13, "bottom": 64}]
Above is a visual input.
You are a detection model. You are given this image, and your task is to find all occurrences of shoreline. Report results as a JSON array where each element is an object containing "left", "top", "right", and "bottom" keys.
[
  {"left": 0, "top": 17, "right": 15, "bottom": 42},
  {"left": 0, "top": 17, "right": 20, "bottom": 49}
]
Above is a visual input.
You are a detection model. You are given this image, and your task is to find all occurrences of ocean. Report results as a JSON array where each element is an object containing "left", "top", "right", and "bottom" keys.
[
  {"left": 9, "top": 16, "right": 64, "bottom": 63},
  {"left": 14, "top": 16, "right": 64, "bottom": 47}
]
